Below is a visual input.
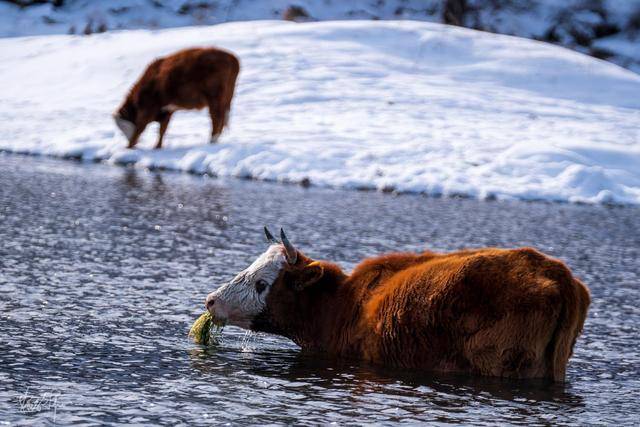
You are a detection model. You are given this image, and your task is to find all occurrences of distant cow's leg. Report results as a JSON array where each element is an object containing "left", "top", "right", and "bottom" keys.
[
  {"left": 208, "top": 98, "right": 227, "bottom": 144},
  {"left": 155, "top": 112, "right": 173, "bottom": 150}
]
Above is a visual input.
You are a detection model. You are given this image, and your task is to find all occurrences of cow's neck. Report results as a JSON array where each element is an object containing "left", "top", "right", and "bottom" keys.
[{"left": 288, "top": 262, "right": 367, "bottom": 357}]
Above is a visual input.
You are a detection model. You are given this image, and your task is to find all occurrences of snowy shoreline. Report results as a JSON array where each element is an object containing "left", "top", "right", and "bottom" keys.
[
  {"left": 1, "top": 20, "right": 639, "bottom": 205},
  {"left": 3, "top": 149, "right": 638, "bottom": 209}
]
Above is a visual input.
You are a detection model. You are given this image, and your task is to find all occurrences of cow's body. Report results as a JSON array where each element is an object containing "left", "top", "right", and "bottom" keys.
[
  {"left": 205, "top": 229, "right": 590, "bottom": 381},
  {"left": 114, "top": 47, "right": 239, "bottom": 149}
]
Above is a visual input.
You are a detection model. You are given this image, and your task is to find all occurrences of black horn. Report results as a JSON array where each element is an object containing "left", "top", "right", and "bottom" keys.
[
  {"left": 280, "top": 228, "right": 298, "bottom": 264},
  {"left": 264, "top": 226, "right": 277, "bottom": 244}
]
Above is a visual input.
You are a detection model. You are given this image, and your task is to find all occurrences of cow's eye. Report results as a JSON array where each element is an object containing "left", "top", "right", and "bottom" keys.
[{"left": 255, "top": 279, "right": 268, "bottom": 294}]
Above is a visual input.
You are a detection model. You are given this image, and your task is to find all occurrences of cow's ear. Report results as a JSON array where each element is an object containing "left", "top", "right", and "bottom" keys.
[{"left": 294, "top": 261, "right": 324, "bottom": 291}]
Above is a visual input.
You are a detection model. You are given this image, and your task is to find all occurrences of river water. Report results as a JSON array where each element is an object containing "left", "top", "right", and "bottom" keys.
[{"left": 0, "top": 154, "right": 638, "bottom": 425}]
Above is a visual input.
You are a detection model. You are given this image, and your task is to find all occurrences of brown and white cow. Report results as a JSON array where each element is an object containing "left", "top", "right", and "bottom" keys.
[
  {"left": 114, "top": 47, "right": 240, "bottom": 149},
  {"left": 205, "top": 228, "right": 590, "bottom": 381}
]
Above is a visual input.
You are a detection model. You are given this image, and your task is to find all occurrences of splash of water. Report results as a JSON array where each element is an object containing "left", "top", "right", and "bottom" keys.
[{"left": 240, "top": 331, "right": 257, "bottom": 352}]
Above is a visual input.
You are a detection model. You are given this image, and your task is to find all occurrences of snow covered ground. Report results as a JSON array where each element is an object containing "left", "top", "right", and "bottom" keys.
[{"left": 1, "top": 20, "right": 639, "bottom": 204}]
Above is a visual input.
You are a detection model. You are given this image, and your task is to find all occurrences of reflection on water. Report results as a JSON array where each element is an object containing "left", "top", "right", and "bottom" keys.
[
  {"left": 187, "top": 346, "right": 585, "bottom": 424},
  {"left": 0, "top": 154, "right": 638, "bottom": 425}
]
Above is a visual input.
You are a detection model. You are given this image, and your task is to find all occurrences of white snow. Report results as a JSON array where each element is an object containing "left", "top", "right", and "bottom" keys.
[{"left": 1, "top": 20, "right": 639, "bottom": 204}]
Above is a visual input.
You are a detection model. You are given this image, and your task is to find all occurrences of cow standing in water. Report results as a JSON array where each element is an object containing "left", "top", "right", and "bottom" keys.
[
  {"left": 114, "top": 47, "right": 240, "bottom": 149},
  {"left": 204, "top": 228, "right": 590, "bottom": 382}
]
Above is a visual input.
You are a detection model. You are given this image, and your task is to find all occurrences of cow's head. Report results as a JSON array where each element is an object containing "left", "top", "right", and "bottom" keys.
[
  {"left": 113, "top": 100, "right": 139, "bottom": 144},
  {"left": 205, "top": 228, "right": 326, "bottom": 334}
]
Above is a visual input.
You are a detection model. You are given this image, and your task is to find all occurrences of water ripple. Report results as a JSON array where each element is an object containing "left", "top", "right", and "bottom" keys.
[{"left": 0, "top": 154, "right": 639, "bottom": 425}]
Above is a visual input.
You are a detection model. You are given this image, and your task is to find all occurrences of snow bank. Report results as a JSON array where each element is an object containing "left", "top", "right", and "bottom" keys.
[{"left": 1, "top": 20, "right": 639, "bottom": 204}]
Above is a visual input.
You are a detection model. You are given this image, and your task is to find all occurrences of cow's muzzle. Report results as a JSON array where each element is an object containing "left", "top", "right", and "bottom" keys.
[
  {"left": 204, "top": 293, "right": 230, "bottom": 326},
  {"left": 113, "top": 114, "right": 136, "bottom": 142}
]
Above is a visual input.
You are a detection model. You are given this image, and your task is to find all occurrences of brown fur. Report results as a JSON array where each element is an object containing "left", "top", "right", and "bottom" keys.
[
  {"left": 115, "top": 47, "right": 239, "bottom": 149},
  {"left": 253, "top": 247, "right": 590, "bottom": 381}
]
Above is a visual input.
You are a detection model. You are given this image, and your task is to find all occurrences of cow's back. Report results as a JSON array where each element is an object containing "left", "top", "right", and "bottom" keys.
[
  {"left": 358, "top": 247, "right": 589, "bottom": 380},
  {"left": 136, "top": 48, "right": 239, "bottom": 109}
]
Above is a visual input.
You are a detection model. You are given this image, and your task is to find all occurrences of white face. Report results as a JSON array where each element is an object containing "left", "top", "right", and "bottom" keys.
[
  {"left": 113, "top": 115, "right": 136, "bottom": 141},
  {"left": 206, "top": 245, "right": 287, "bottom": 329}
]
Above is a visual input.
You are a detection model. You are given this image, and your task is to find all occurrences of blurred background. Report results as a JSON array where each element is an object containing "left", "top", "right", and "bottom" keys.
[{"left": 2, "top": 0, "right": 640, "bottom": 72}]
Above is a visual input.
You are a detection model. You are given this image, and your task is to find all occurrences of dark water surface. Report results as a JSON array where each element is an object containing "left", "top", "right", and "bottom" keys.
[{"left": 0, "top": 154, "right": 639, "bottom": 425}]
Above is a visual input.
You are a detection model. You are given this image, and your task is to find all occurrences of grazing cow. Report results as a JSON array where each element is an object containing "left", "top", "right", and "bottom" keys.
[
  {"left": 114, "top": 47, "right": 240, "bottom": 149},
  {"left": 205, "top": 228, "right": 590, "bottom": 381}
]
